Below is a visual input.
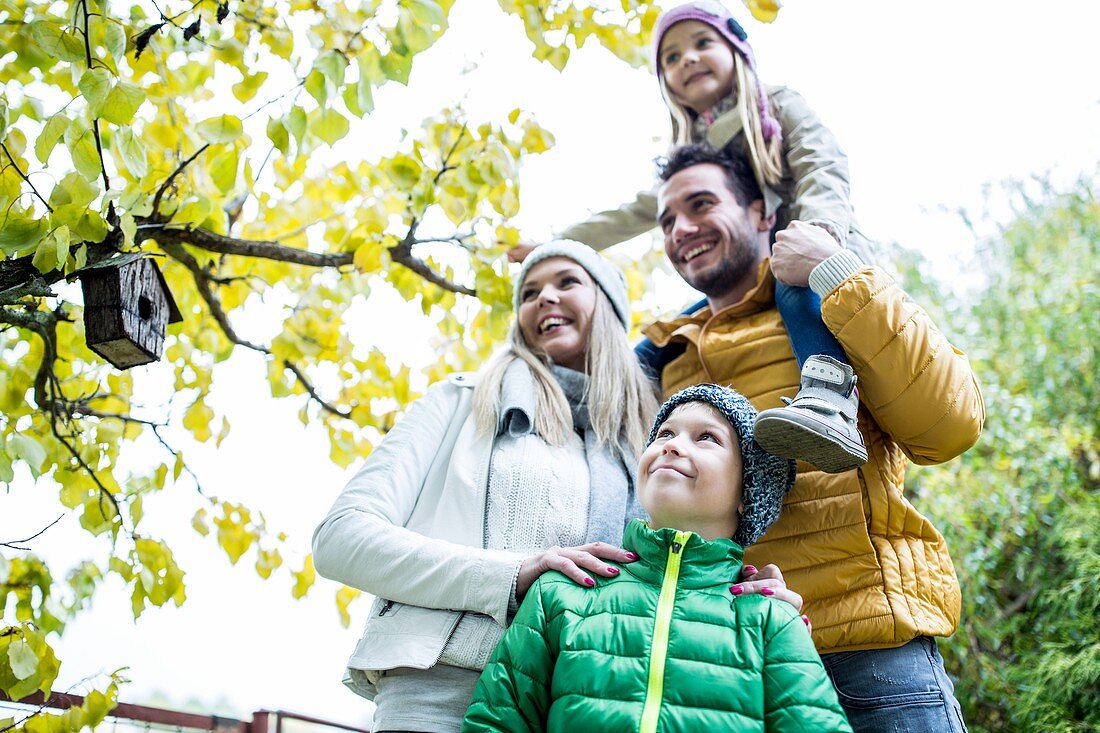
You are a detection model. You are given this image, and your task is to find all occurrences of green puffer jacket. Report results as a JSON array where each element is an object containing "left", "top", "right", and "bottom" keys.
[{"left": 463, "top": 520, "right": 851, "bottom": 733}]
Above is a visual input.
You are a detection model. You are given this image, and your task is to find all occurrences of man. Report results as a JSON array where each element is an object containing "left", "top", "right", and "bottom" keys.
[{"left": 644, "top": 143, "right": 984, "bottom": 732}]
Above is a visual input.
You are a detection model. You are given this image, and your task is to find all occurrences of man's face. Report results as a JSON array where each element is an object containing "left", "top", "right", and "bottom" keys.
[{"left": 657, "top": 163, "right": 767, "bottom": 303}]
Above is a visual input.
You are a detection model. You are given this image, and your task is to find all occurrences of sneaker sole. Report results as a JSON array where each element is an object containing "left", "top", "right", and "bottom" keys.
[{"left": 754, "top": 411, "right": 868, "bottom": 474}]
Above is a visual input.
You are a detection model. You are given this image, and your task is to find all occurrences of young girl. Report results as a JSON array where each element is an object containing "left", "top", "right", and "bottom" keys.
[
  {"left": 461, "top": 384, "right": 852, "bottom": 732},
  {"left": 551, "top": 1, "right": 874, "bottom": 474}
]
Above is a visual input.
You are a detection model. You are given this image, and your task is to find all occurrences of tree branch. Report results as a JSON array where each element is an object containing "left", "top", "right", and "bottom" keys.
[
  {"left": 1, "top": 142, "right": 53, "bottom": 213},
  {"left": 282, "top": 359, "right": 351, "bottom": 419},
  {"left": 149, "top": 224, "right": 353, "bottom": 268}
]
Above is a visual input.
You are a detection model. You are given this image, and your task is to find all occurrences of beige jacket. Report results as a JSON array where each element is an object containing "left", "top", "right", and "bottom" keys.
[{"left": 560, "top": 86, "right": 874, "bottom": 262}]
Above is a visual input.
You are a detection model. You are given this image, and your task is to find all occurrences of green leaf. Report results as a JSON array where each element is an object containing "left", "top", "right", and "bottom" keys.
[
  {"left": 105, "top": 22, "right": 127, "bottom": 64},
  {"left": 0, "top": 217, "right": 49, "bottom": 256},
  {"left": 35, "top": 114, "right": 69, "bottom": 164},
  {"left": 196, "top": 114, "right": 243, "bottom": 144},
  {"left": 120, "top": 213, "right": 137, "bottom": 248},
  {"left": 266, "top": 117, "right": 289, "bottom": 154},
  {"left": 407, "top": 0, "right": 445, "bottom": 28},
  {"left": 115, "top": 127, "right": 148, "bottom": 177},
  {"left": 286, "top": 106, "right": 307, "bottom": 147},
  {"left": 0, "top": 451, "right": 13, "bottom": 484},
  {"left": 101, "top": 83, "right": 145, "bottom": 125},
  {"left": 314, "top": 109, "right": 349, "bottom": 145},
  {"left": 304, "top": 69, "right": 328, "bottom": 108},
  {"left": 32, "top": 227, "right": 62, "bottom": 273},
  {"left": 68, "top": 130, "right": 102, "bottom": 181},
  {"left": 343, "top": 73, "right": 374, "bottom": 118},
  {"left": 232, "top": 71, "right": 268, "bottom": 103},
  {"left": 49, "top": 171, "right": 99, "bottom": 208},
  {"left": 380, "top": 51, "right": 412, "bottom": 85},
  {"left": 0, "top": 99, "right": 8, "bottom": 144},
  {"left": 71, "top": 211, "right": 108, "bottom": 243},
  {"left": 209, "top": 146, "right": 239, "bottom": 193},
  {"left": 79, "top": 68, "right": 114, "bottom": 112},
  {"left": 30, "top": 21, "right": 86, "bottom": 62},
  {"left": 387, "top": 154, "right": 422, "bottom": 188},
  {"left": 315, "top": 51, "right": 347, "bottom": 88},
  {"left": 9, "top": 434, "right": 47, "bottom": 476},
  {"left": 7, "top": 639, "right": 37, "bottom": 681}
]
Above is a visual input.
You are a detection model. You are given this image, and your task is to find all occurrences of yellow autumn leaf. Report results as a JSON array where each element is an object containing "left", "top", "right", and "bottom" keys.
[{"left": 743, "top": 0, "right": 781, "bottom": 23}]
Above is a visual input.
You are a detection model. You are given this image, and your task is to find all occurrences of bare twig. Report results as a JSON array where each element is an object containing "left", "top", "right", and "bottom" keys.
[
  {"left": 79, "top": 0, "right": 111, "bottom": 194},
  {"left": 151, "top": 143, "right": 211, "bottom": 217},
  {"left": 0, "top": 515, "right": 64, "bottom": 551},
  {"left": 1, "top": 142, "right": 54, "bottom": 213}
]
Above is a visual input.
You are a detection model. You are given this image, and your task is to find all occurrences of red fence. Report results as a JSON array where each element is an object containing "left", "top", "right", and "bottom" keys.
[{"left": 0, "top": 690, "right": 371, "bottom": 733}]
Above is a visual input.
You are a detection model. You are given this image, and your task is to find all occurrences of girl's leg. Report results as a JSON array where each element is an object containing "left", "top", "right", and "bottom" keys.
[
  {"left": 754, "top": 283, "right": 868, "bottom": 473},
  {"left": 772, "top": 283, "right": 846, "bottom": 367}
]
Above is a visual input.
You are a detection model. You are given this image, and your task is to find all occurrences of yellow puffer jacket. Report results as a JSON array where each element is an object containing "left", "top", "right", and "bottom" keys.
[{"left": 644, "top": 261, "right": 985, "bottom": 653}]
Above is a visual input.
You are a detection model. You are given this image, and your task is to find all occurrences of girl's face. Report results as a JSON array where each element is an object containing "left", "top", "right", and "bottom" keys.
[
  {"left": 638, "top": 402, "right": 744, "bottom": 541},
  {"left": 517, "top": 257, "right": 598, "bottom": 372},
  {"left": 659, "top": 20, "right": 737, "bottom": 114}
]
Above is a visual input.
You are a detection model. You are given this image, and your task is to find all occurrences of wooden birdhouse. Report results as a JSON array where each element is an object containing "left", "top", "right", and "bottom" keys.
[{"left": 79, "top": 253, "right": 183, "bottom": 369}]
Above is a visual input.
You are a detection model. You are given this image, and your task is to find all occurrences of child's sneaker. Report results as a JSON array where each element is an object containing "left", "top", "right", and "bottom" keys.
[{"left": 753, "top": 355, "right": 868, "bottom": 473}]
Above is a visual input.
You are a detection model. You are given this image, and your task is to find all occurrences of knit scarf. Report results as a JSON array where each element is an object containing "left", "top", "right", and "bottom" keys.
[
  {"left": 551, "top": 365, "right": 644, "bottom": 545},
  {"left": 691, "top": 92, "right": 739, "bottom": 142},
  {"left": 497, "top": 360, "right": 642, "bottom": 545}
]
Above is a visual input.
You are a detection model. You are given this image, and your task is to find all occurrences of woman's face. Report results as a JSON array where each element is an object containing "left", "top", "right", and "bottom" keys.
[
  {"left": 659, "top": 20, "right": 737, "bottom": 114},
  {"left": 517, "top": 257, "right": 598, "bottom": 371}
]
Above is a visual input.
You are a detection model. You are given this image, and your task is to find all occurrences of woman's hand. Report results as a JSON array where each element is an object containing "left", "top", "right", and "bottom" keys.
[
  {"left": 730, "top": 563, "right": 810, "bottom": 629},
  {"left": 516, "top": 542, "right": 639, "bottom": 598},
  {"left": 506, "top": 241, "right": 539, "bottom": 263}
]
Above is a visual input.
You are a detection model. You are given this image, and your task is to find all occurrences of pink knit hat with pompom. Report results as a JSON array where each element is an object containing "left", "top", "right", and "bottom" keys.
[{"left": 653, "top": 1, "right": 781, "bottom": 141}]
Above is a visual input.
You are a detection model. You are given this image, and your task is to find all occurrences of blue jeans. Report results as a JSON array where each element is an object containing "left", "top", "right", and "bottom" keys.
[
  {"left": 820, "top": 637, "right": 968, "bottom": 733},
  {"left": 634, "top": 284, "right": 847, "bottom": 380}
]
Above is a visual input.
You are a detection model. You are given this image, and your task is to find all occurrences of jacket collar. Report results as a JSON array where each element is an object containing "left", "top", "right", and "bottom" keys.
[
  {"left": 622, "top": 518, "right": 744, "bottom": 589},
  {"left": 642, "top": 259, "right": 776, "bottom": 349}
]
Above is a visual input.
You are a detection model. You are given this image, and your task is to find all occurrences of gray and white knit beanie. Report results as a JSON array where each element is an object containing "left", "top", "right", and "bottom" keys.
[
  {"left": 513, "top": 240, "right": 631, "bottom": 330},
  {"left": 647, "top": 383, "right": 796, "bottom": 546}
]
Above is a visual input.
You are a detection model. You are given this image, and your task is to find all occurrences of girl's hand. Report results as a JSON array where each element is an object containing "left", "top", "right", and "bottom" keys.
[
  {"left": 516, "top": 542, "right": 639, "bottom": 598},
  {"left": 506, "top": 241, "right": 539, "bottom": 263},
  {"left": 729, "top": 563, "right": 805, "bottom": 615},
  {"left": 771, "top": 220, "right": 841, "bottom": 286}
]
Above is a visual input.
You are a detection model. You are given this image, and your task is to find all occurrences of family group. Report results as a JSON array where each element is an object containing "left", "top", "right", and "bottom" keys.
[{"left": 312, "top": 2, "right": 985, "bottom": 731}]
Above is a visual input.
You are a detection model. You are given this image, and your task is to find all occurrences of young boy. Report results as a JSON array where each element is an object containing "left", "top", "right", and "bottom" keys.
[{"left": 462, "top": 384, "right": 852, "bottom": 733}]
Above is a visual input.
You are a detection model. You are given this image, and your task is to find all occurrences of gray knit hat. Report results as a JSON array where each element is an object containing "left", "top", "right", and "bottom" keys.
[
  {"left": 647, "top": 384, "right": 796, "bottom": 546},
  {"left": 513, "top": 240, "right": 630, "bottom": 330}
]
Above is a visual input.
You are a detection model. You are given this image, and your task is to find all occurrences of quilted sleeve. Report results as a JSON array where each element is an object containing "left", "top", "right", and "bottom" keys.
[
  {"left": 761, "top": 604, "right": 853, "bottom": 732},
  {"left": 462, "top": 578, "right": 555, "bottom": 733},
  {"left": 557, "top": 188, "right": 659, "bottom": 251},
  {"left": 820, "top": 266, "right": 986, "bottom": 464}
]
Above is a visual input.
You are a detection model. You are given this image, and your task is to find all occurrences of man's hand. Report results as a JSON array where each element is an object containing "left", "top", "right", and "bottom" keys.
[{"left": 771, "top": 220, "right": 842, "bottom": 287}]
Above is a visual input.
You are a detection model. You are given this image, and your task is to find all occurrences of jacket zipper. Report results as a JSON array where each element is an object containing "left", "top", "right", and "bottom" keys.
[
  {"left": 378, "top": 600, "right": 395, "bottom": 617},
  {"left": 639, "top": 530, "right": 692, "bottom": 733}
]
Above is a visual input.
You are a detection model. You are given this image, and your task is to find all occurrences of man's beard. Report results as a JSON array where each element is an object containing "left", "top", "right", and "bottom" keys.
[{"left": 681, "top": 229, "right": 758, "bottom": 300}]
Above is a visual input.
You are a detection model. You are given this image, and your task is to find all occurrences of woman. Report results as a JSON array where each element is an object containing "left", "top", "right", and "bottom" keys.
[{"left": 312, "top": 241, "right": 660, "bottom": 732}]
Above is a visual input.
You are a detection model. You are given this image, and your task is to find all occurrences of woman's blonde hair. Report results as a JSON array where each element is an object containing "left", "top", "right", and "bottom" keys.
[
  {"left": 472, "top": 289, "right": 658, "bottom": 460},
  {"left": 659, "top": 51, "right": 784, "bottom": 189}
]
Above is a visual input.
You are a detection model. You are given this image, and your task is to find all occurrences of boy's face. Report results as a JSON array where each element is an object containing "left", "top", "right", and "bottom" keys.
[{"left": 638, "top": 402, "right": 744, "bottom": 541}]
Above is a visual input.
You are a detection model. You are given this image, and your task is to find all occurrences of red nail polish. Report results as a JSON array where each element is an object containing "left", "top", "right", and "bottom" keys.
[
  {"left": 802, "top": 615, "right": 811, "bottom": 626},
  {"left": 607, "top": 567, "right": 619, "bottom": 574},
  {"left": 761, "top": 587, "right": 775, "bottom": 596},
  {"left": 743, "top": 565, "right": 757, "bottom": 575},
  {"left": 626, "top": 552, "right": 639, "bottom": 560},
  {"left": 584, "top": 577, "right": 595, "bottom": 587},
  {"left": 729, "top": 584, "right": 744, "bottom": 595}
]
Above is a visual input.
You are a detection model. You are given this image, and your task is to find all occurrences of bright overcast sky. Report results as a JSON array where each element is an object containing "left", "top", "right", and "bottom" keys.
[{"left": 5, "top": 0, "right": 1099, "bottom": 727}]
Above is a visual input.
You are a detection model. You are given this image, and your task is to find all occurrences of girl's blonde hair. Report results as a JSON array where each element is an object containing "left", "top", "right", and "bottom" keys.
[
  {"left": 472, "top": 290, "right": 658, "bottom": 460},
  {"left": 660, "top": 51, "right": 784, "bottom": 189}
]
